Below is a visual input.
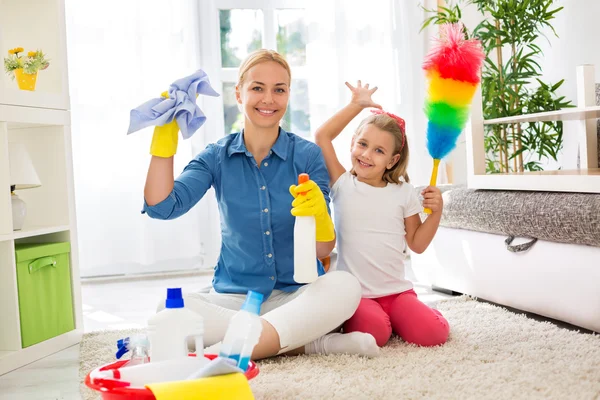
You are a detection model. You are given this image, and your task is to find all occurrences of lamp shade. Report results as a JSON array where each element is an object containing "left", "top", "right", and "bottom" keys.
[{"left": 8, "top": 142, "right": 41, "bottom": 190}]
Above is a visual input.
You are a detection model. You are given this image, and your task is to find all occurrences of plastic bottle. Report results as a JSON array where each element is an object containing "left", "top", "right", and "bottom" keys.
[
  {"left": 128, "top": 336, "right": 151, "bottom": 366},
  {"left": 219, "top": 291, "right": 264, "bottom": 370},
  {"left": 115, "top": 334, "right": 150, "bottom": 367},
  {"left": 146, "top": 288, "right": 204, "bottom": 363},
  {"left": 293, "top": 173, "right": 318, "bottom": 283}
]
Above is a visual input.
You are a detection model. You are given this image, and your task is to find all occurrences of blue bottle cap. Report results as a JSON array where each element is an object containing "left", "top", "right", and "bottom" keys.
[
  {"left": 241, "top": 291, "right": 264, "bottom": 315},
  {"left": 165, "top": 288, "right": 184, "bottom": 309}
]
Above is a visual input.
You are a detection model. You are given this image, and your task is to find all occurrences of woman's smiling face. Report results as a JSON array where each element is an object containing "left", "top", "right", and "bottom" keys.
[{"left": 236, "top": 61, "right": 291, "bottom": 130}]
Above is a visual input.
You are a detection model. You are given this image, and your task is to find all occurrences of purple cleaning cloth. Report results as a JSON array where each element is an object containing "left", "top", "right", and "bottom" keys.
[{"left": 127, "top": 69, "right": 220, "bottom": 139}]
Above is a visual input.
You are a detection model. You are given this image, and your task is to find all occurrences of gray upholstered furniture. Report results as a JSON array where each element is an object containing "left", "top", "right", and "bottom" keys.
[
  {"left": 411, "top": 82, "right": 600, "bottom": 333},
  {"left": 412, "top": 183, "right": 600, "bottom": 332}
]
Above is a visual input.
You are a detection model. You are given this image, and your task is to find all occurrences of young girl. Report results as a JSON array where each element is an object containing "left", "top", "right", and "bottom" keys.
[{"left": 315, "top": 81, "right": 450, "bottom": 347}]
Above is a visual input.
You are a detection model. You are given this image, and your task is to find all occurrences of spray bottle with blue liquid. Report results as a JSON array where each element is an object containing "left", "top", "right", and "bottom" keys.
[{"left": 219, "top": 291, "right": 264, "bottom": 370}]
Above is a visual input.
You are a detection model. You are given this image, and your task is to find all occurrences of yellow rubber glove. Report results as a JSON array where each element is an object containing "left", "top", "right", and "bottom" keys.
[
  {"left": 146, "top": 372, "right": 254, "bottom": 400},
  {"left": 289, "top": 177, "right": 335, "bottom": 242},
  {"left": 150, "top": 91, "right": 179, "bottom": 158}
]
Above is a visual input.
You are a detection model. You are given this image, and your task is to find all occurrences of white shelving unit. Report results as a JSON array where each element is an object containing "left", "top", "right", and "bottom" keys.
[
  {"left": 0, "top": 0, "right": 82, "bottom": 375},
  {"left": 466, "top": 65, "right": 600, "bottom": 193}
]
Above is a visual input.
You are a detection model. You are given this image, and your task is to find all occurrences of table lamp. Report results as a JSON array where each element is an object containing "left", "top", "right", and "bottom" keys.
[{"left": 8, "top": 142, "right": 41, "bottom": 231}]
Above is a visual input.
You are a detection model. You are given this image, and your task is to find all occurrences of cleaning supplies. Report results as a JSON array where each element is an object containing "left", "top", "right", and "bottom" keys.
[
  {"left": 185, "top": 357, "right": 243, "bottom": 380},
  {"left": 127, "top": 70, "right": 219, "bottom": 157},
  {"left": 289, "top": 175, "right": 335, "bottom": 243},
  {"left": 219, "top": 291, "right": 264, "bottom": 370},
  {"left": 84, "top": 354, "right": 260, "bottom": 398},
  {"left": 147, "top": 288, "right": 204, "bottom": 363},
  {"left": 94, "top": 356, "right": 208, "bottom": 388},
  {"left": 127, "top": 69, "right": 219, "bottom": 138},
  {"left": 422, "top": 23, "right": 485, "bottom": 214},
  {"left": 146, "top": 372, "right": 254, "bottom": 400},
  {"left": 116, "top": 334, "right": 150, "bottom": 367},
  {"left": 293, "top": 173, "right": 318, "bottom": 283}
]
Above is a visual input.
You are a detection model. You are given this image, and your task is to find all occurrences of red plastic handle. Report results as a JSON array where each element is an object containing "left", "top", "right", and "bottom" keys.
[
  {"left": 298, "top": 173, "right": 309, "bottom": 196},
  {"left": 298, "top": 173, "right": 309, "bottom": 184}
]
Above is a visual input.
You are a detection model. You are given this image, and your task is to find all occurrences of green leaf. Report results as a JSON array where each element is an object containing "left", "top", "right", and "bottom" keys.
[
  {"left": 550, "top": 79, "right": 565, "bottom": 91},
  {"left": 534, "top": 78, "right": 549, "bottom": 90}
]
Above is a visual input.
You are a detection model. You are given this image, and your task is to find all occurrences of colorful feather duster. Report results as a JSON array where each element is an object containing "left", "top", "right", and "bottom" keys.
[{"left": 423, "top": 23, "right": 485, "bottom": 213}]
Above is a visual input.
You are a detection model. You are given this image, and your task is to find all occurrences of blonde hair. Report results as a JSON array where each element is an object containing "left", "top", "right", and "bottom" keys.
[
  {"left": 237, "top": 49, "right": 292, "bottom": 87},
  {"left": 351, "top": 113, "right": 410, "bottom": 184}
]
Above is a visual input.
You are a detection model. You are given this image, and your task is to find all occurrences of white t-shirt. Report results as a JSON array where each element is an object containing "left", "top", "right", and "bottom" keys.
[{"left": 331, "top": 172, "right": 423, "bottom": 298}]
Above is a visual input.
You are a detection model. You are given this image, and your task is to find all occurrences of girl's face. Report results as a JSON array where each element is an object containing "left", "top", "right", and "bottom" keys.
[
  {"left": 236, "top": 61, "right": 290, "bottom": 131},
  {"left": 351, "top": 124, "right": 400, "bottom": 184}
]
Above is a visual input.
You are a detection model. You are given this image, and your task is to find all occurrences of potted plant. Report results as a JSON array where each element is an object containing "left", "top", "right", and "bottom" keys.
[
  {"left": 3, "top": 47, "right": 50, "bottom": 91},
  {"left": 421, "top": 1, "right": 574, "bottom": 173}
]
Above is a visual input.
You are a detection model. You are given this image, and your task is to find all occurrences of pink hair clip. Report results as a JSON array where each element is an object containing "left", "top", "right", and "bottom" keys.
[{"left": 370, "top": 109, "right": 406, "bottom": 150}]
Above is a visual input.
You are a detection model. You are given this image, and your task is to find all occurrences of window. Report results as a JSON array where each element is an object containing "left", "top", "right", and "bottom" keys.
[{"left": 217, "top": 1, "right": 310, "bottom": 138}]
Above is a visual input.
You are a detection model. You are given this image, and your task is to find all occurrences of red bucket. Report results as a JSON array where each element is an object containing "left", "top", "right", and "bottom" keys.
[{"left": 84, "top": 354, "right": 259, "bottom": 400}]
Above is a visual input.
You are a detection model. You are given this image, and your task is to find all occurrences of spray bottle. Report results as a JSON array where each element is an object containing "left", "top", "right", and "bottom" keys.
[
  {"left": 293, "top": 173, "right": 318, "bottom": 283},
  {"left": 219, "top": 291, "right": 264, "bottom": 370},
  {"left": 115, "top": 334, "right": 150, "bottom": 367}
]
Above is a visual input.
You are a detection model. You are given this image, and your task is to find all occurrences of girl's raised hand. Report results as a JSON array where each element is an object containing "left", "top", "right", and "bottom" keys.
[{"left": 345, "top": 80, "right": 382, "bottom": 110}]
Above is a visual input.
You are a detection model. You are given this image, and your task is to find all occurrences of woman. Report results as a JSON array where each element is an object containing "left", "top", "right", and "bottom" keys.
[{"left": 143, "top": 49, "right": 379, "bottom": 359}]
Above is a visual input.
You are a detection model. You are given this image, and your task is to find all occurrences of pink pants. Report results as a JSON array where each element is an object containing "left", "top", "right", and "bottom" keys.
[{"left": 343, "top": 289, "right": 450, "bottom": 347}]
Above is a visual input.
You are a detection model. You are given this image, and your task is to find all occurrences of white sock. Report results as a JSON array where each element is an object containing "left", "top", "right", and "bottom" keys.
[{"left": 305, "top": 332, "right": 379, "bottom": 357}]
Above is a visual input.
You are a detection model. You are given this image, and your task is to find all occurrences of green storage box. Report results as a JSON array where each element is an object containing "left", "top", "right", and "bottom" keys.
[{"left": 15, "top": 242, "right": 75, "bottom": 348}]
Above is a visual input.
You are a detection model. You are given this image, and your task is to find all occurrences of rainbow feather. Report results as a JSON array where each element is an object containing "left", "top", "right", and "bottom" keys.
[{"left": 422, "top": 23, "right": 485, "bottom": 213}]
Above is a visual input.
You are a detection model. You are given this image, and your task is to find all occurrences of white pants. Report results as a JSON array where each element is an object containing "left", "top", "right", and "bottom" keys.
[{"left": 159, "top": 271, "right": 361, "bottom": 354}]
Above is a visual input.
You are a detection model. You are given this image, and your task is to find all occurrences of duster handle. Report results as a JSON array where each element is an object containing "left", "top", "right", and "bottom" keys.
[{"left": 423, "top": 159, "right": 441, "bottom": 215}]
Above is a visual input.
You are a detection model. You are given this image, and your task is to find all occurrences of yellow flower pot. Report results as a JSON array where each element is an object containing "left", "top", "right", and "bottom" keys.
[{"left": 13, "top": 68, "right": 38, "bottom": 91}]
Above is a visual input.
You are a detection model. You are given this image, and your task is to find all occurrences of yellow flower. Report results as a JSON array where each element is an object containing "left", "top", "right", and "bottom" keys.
[
  {"left": 9, "top": 47, "right": 24, "bottom": 55},
  {"left": 28, "top": 51, "right": 37, "bottom": 57}
]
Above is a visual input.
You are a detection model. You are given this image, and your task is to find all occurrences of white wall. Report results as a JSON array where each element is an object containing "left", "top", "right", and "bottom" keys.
[
  {"left": 537, "top": 0, "right": 600, "bottom": 170},
  {"left": 447, "top": 3, "right": 484, "bottom": 185},
  {"left": 451, "top": 0, "right": 599, "bottom": 184},
  {"left": 537, "top": 0, "right": 600, "bottom": 106},
  {"left": 458, "top": 0, "right": 600, "bottom": 107}
]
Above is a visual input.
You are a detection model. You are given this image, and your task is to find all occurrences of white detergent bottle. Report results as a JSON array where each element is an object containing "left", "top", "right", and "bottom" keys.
[
  {"left": 293, "top": 173, "right": 318, "bottom": 283},
  {"left": 219, "top": 291, "right": 264, "bottom": 370},
  {"left": 147, "top": 288, "right": 204, "bottom": 363}
]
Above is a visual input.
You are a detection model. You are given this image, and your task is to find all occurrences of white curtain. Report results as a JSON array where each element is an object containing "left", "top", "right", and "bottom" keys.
[
  {"left": 305, "top": 0, "right": 447, "bottom": 187},
  {"left": 65, "top": 0, "right": 213, "bottom": 277},
  {"left": 64, "top": 0, "right": 444, "bottom": 277}
]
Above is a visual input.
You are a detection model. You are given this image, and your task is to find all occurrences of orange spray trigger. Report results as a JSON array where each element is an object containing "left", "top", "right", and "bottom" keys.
[{"left": 298, "top": 173, "right": 309, "bottom": 196}]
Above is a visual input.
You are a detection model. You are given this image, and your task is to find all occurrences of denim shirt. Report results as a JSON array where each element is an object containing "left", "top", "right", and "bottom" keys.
[{"left": 143, "top": 128, "right": 329, "bottom": 298}]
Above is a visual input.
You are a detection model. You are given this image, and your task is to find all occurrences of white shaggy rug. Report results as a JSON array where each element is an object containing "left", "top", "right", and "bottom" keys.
[{"left": 79, "top": 296, "right": 600, "bottom": 399}]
